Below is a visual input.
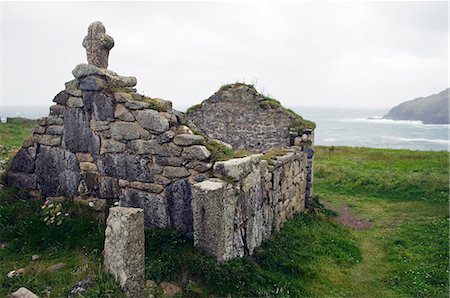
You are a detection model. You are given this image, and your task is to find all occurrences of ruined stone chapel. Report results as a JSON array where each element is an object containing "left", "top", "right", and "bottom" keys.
[{"left": 7, "top": 22, "right": 315, "bottom": 261}]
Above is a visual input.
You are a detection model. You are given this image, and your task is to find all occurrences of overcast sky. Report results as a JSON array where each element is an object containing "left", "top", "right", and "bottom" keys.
[{"left": 1, "top": 1, "right": 448, "bottom": 111}]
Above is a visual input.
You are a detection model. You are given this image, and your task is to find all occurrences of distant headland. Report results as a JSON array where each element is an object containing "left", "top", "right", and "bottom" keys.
[{"left": 383, "top": 89, "right": 449, "bottom": 124}]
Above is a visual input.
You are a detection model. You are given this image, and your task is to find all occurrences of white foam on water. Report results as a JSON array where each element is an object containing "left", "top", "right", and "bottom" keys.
[{"left": 340, "top": 117, "right": 450, "bottom": 128}]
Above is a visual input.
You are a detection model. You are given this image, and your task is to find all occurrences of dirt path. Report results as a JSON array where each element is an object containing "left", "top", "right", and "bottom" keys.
[{"left": 323, "top": 202, "right": 372, "bottom": 230}]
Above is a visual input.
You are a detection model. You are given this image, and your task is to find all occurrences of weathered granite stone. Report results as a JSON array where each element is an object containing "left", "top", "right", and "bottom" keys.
[
  {"left": 64, "top": 108, "right": 100, "bottom": 153},
  {"left": 7, "top": 172, "right": 36, "bottom": 189},
  {"left": 163, "top": 166, "right": 190, "bottom": 179},
  {"left": 67, "top": 96, "right": 84, "bottom": 108},
  {"left": 157, "top": 130, "right": 175, "bottom": 144},
  {"left": 79, "top": 75, "right": 107, "bottom": 91},
  {"left": 50, "top": 104, "right": 66, "bottom": 117},
  {"left": 155, "top": 156, "right": 182, "bottom": 167},
  {"left": 47, "top": 116, "right": 64, "bottom": 125},
  {"left": 98, "top": 153, "right": 150, "bottom": 182},
  {"left": 99, "top": 176, "right": 119, "bottom": 199},
  {"left": 83, "top": 21, "right": 114, "bottom": 69},
  {"left": 134, "top": 110, "right": 169, "bottom": 133},
  {"left": 65, "top": 79, "right": 83, "bottom": 97},
  {"left": 73, "top": 64, "right": 137, "bottom": 88},
  {"left": 101, "top": 139, "right": 126, "bottom": 154},
  {"left": 32, "top": 126, "right": 46, "bottom": 134},
  {"left": 46, "top": 125, "right": 63, "bottom": 136},
  {"left": 114, "top": 104, "right": 135, "bottom": 122},
  {"left": 173, "top": 134, "right": 204, "bottom": 146},
  {"left": 165, "top": 179, "right": 193, "bottom": 235},
  {"left": 8, "top": 287, "right": 39, "bottom": 298},
  {"left": 186, "top": 160, "right": 212, "bottom": 173},
  {"left": 120, "top": 189, "right": 170, "bottom": 228},
  {"left": 53, "top": 90, "right": 70, "bottom": 105},
  {"left": 213, "top": 154, "right": 261, "bottom": 181},
  {"left": 192, "top": 179, "right": 237, "bottom": 261},
  {"left": 77, "top": 154, "right": 94, "bottom": 163},
  {"left": 92, "top": 93, "right": 115, "bottom": 121},
  {"left": 80, "top": 162, "right": 98, "bottom": 171},
  {"left": 181, "top": 145, "right": 211, "bottom": 161},
  {"left": 153, "top": 174, "right": 171, "bottom": 186},
  {"left": 129, "top": 181, "right": 163, "bottom": 193},
  {"left": 129, "top": 140, "right": 162, "bottom": 155},
  {"left": 104, "top": 207, "right": 144, "bottom": 298},
  {"left": 111, "top": 122, "right": 147, "bottom": 141},
  {"left": 35, "top": 146, "right": 80, "bottom": 196},
  {"left": 91, "top": 120, "right": 110, "bottom": 132},
  {"left": 38, "top": 135, "right": 61, "bottom": 146},
  {"left": 10, "top": 149, "right": 34, "bottom": 174},
  {"left": 124, "top": 101, "right": 150, "bottom": 110},
  {"left": 115, "top": 92, "right": 133, "bottom": 103},
  {"left": 67, "top": 276, "right": 95, "bottom": 298}
]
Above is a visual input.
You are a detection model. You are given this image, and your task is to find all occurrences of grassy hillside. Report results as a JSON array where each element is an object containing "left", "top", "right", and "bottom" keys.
[{"left": 0, "top": 120, "right": 448, "bottom": 297}]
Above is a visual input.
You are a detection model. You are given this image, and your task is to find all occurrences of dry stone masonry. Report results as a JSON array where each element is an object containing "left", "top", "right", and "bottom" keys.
[
  {"left": 188, "top": 83, "right": 315, "bottom": 205},
  {"left": 193, "top": 149, "right": 307, "bottom": 261},
  {"left": 7, "top": 21, "right": 315, "bottom": 263}
]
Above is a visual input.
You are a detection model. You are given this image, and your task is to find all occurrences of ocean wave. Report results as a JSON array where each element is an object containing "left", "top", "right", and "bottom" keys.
[
  {"left": 382, "top": 136, "right": 450, "bottom": 145},
  {"left": 340, "top": 117, "right": 450, "bottom": 128}
]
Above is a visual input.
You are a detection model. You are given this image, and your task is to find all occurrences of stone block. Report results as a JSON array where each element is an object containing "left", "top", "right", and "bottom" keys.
[
  {"left": 114, "top": 104, "right": 135, "bottom": 122},
  {"left": 192, "top": 179, "right": 237, "bottom": 261},
  {"left": 173, "top": 134, "right": 204, "bottom": 146},
  {"left": 53, "top": 90, "right": 70, "bottom": 105},
  {"left": 165, "top": 179, "right": 193, "bottom": 235},
  {"left": 181, "top": 145, "right": 210, "bottom": 161},
  {"left": 63, "top": 107, "right": 100, "bottom": 154},
  {"left": 65, "top": 79, "right": 83, "bottom": 97},
  {"left": 104, "top": 207, "right": 144, "bottom": 298},
  {"left": 35, "top": 146, "right": 80, "bottom": 196},
  {"left": 213, "top": 154, "right": 261, "bottom": 181},
  {"left": 7, "top": 287, "right": 39, "bottom": 298},
  {"left": 67, "top": 96, "right": 84, "bottom": 108},
  {"left": 120, "top": 189, "right": 170, "bottom": 227},
  {"left": 98, "top": 153, "right": 151, "bottom": 182},
  {"left": 111, "top": 122, "right": 147, "bottom": 141},
  {"left": 163, "top": 166, "right": 190, "bottom": 179},
  {"left": 101, "top": 139, "right": 126, "bottom": 154},
  {"left": 134, "top": 109, "right": 169, "bottom": 133}
]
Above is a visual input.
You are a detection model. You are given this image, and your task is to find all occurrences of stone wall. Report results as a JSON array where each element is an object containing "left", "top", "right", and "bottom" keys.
[
  {"left": 188, "top": 84, "right": 298, "bottom": 152},
  {"left": 188, "top": 83, "right": 315, "bottom": 205},
  {"left": 192, "top": 149, "right": 307, "bottom": 261},
  {"left": 7, "top": 64, "right": 213, "bottom": 236}
]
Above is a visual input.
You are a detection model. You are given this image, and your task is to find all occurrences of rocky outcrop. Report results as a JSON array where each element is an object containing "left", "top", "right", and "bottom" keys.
[{"left": 383, "top": 89, "right": 449, "bottom": 124}]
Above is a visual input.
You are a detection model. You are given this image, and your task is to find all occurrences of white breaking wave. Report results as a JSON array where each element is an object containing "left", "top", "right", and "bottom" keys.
[
  {"left": 382, "top": 135, "right": 450, "bottom": 145},
  {"left": 340, "top": 117, "right": 450, "bottom": 128}
]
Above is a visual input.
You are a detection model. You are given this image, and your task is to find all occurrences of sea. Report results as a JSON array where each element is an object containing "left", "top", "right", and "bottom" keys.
[{"left": 1, "top": 105, "right": 449, "bottom": 152}]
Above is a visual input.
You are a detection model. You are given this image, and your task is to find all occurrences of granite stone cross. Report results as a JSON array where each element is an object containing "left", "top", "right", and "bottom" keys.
[{"left": 82, "top": 21, "right": 114, "bottom": 69}]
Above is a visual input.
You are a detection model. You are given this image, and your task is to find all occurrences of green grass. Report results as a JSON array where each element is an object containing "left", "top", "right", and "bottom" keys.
[
  {"left": 144, "top": 210, "right": 361, "bottom": 297},
  {"left": 315, "top": 146, "right": 448, "bottom": 202},
  {"left": 311, "top": 146, "right": 449, "bottom": 297},
  {"left": 0, "top": 118, "right": 36, "bottom": 150},
  {"left": 0, "top": 188, "right": 124, "bottom": 297}
]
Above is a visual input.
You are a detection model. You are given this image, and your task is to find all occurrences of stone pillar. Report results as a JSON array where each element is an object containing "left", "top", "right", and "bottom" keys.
[
  {"left": 192, "top": 179, "right": 238, "bottom": 262},
  {"left": 104, "top": 207, "right": 144, "bottom": 298}
]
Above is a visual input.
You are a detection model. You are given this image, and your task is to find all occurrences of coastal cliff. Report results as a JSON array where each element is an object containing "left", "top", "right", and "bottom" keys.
[{"left": 383, "top": 89, "right": 449, "bottom": 124}]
